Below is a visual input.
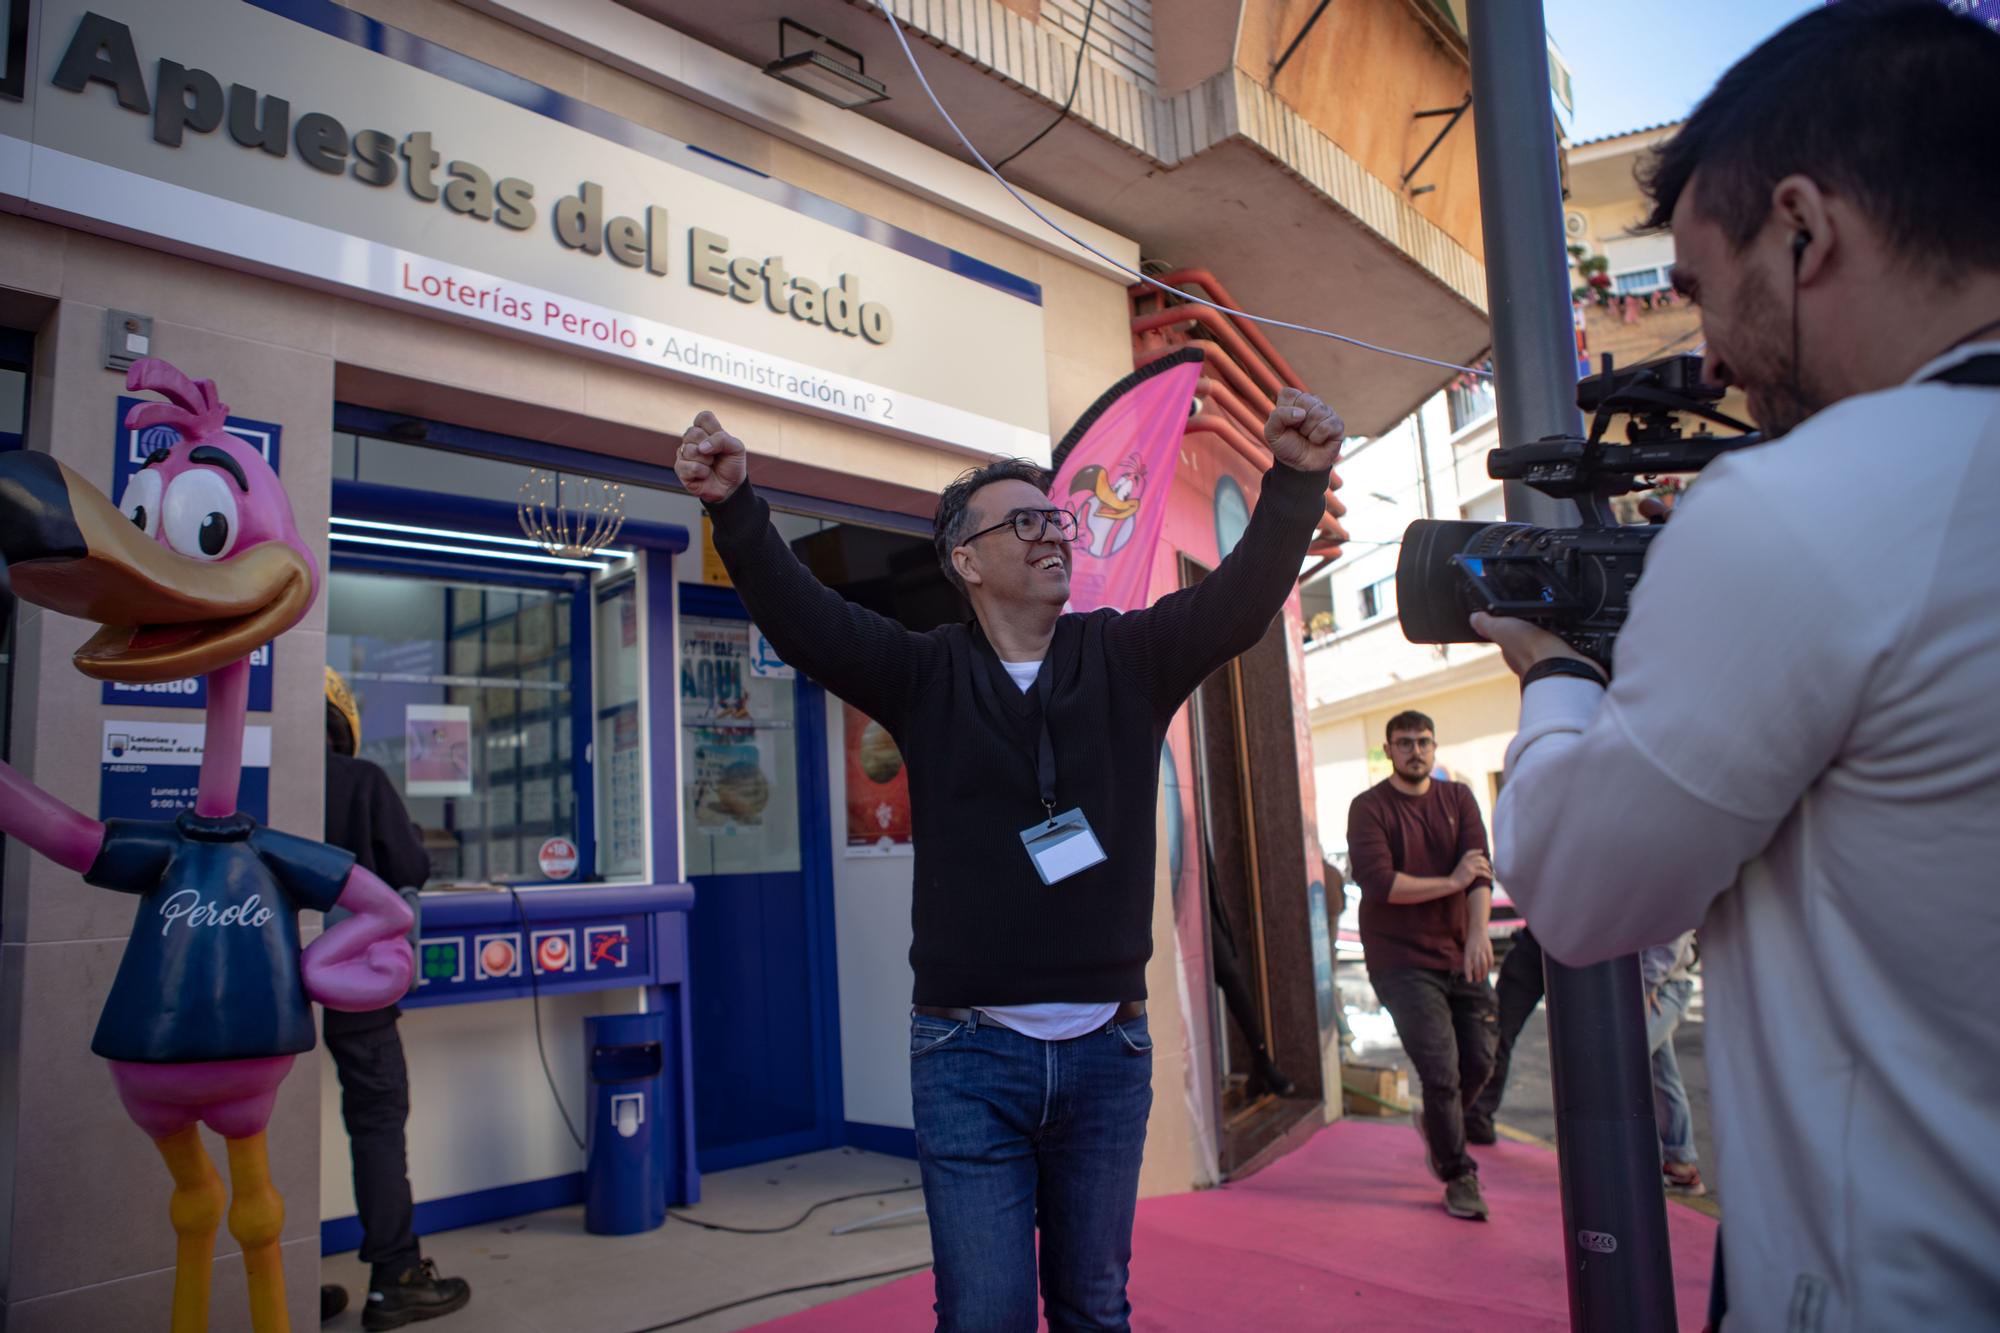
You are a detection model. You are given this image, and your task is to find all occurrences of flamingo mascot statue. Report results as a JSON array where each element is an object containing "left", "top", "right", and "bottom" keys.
[{"left": 0, "top": 358, "right": 415, "bottom": 1332}]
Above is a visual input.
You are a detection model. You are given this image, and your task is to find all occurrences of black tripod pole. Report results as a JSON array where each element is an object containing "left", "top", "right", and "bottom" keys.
[{"left": 1465, "top": 0, "right": 1679, "bottom": 1327}]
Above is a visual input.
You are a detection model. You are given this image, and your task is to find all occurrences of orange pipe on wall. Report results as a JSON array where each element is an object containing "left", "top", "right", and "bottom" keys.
[
  {"left": 1135, "top": 268, "right": 1306, "bottom": 388},
  {"left": 1195, "top": 375, "right": 1269, "bottom": 447},
  {"left": 1136, "top": 341, "right": 1275, "bottom": 421},
  {"left": 1186, "top": 416, "right": 1348, "bottom": 545},
  {"left": 1131, "top": 305, "right": 1286, "bottom": 399}
]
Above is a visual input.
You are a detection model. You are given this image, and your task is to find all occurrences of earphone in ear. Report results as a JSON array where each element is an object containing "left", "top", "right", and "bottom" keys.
[{"left": 1793, "top": 230, "right": 1811, "bottom": 259}]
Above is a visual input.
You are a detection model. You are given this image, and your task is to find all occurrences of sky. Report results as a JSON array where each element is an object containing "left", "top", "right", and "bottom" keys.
[{"left": 1542, "top": 0, "right": 1821, "bottom": 142}]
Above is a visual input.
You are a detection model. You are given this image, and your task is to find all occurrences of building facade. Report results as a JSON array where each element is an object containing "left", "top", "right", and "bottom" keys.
[{"left": 0, "top": 1, "right": 1492, "bottom": 1323}]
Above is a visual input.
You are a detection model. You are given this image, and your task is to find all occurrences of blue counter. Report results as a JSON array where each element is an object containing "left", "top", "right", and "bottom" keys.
[{"left": 321, "top": 883, "right": 699, "bottom": 1255}]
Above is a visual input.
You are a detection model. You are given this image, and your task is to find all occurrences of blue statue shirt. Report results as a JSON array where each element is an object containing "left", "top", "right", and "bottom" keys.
[{"left": 85, "top": 811, "right": 355, "bottom": 1063}]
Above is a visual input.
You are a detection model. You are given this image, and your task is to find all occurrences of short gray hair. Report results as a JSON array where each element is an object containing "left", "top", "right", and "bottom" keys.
[{"left": 933, "top": 458, "right": 1051, "bottom": 594}]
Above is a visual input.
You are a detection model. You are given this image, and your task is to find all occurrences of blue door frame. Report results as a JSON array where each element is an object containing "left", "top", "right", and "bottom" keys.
[{"left": 679, "top": 583, "right": 845, "bottom": 1173}]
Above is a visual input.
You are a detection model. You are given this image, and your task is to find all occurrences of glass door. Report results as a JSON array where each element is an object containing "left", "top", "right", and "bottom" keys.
[{"left": 678, "top": 603, "right": 837, "bottom": 1169}]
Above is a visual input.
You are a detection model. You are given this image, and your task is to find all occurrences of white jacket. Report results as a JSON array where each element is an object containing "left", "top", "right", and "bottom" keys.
[{"left": 1495, "top": 342, "right": 2000, "bottom": 1332}]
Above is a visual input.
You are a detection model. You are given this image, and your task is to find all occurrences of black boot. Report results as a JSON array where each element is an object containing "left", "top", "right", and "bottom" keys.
[
  {"left": 364, "top": 1258, "right": 471, "bottom": 1330},
  {"left": 321, "top": 1284, "right": 349, "bottom": 1322},
  {"left": 1250, "top": 1044, "right": 1297, "bottom": 1098}
]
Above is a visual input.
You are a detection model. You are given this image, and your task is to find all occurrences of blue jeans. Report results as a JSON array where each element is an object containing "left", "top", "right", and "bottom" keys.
[
  {"left": 1646, "top": 977, "right": 1697, "bottom": 1165},
  {"left": 910, "top": 1010, "right": 1154, "bottom": 1333}
]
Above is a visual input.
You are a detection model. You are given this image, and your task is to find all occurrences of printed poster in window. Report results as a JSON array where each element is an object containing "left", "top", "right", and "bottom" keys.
[
  {"left": 844, "top": 707, "right": 912, "bottom": 856},
  {"left": 681, "top": 622, "right": 753, "bottom": 725},
  {"left": 689, "top": 733, "right": 773, "bottom": 833},
  {"left": 405, "top": 704, "right": 473, "bottom": 796}
]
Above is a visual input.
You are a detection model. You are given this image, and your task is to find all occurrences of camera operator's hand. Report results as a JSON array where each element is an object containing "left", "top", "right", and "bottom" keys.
[
  {"left": 1470, "top": 613, "right": 1605, "bottom": 681},
  {"left": 1463, "top": 932, "right": 1494, "bottom": 984},
  {"left": 1264, "top": 388, "right": 1345, "bottom": 472},
  {"left": 1450, "top": 848, "right": 1492, "bottom": 891},
  {"left": 675, "top": 411, "right": 748, "bottom": 505}
]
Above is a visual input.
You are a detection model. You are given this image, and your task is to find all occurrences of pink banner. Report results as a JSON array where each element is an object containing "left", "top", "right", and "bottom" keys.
[{"left": 1050, "top": 348, "right": 1204, "bottom": 613}]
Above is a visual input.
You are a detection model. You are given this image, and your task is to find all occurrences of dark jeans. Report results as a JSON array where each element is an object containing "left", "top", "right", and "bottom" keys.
[
  {"left": 910, "top": 1010, "right": 1154, "bottom": 1332},
  {"left": 1469, "top": 927, "right": 1545, "bottom": 1127},
  {"left": 1369, "top": 965, "right": 1497, "bottom": 1180},
  {"left": 323, "top": 1013, "right": 421, "bottom": 1283}
]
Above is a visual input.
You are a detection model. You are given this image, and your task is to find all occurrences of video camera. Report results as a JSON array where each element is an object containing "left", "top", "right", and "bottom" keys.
[{"left": 1395, "top": 353, "right": 1758, "bottom": 668}]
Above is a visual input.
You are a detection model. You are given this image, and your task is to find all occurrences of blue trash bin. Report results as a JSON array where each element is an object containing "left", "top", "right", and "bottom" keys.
[{"left": 584, "top": 1012, "right": 669, "bottom": 1235}]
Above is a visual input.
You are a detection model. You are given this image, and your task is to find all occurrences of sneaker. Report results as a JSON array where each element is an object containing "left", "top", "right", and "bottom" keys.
[
  {"left": 1663, "top": 1162, "right": 1707, "bottom": 1196},
  {"left": 364, "top": 1259, "right": 472, "bottom": 1330},
  {"left": 1465, "top": 1114, "right": 1498, "bottom": 1146},
  {"left": 321, "top": 1284, "right": 349, "bottom": 1322},
  {"left": 1444, "top": 1172, "right": 1490, "bottom": 1221}
]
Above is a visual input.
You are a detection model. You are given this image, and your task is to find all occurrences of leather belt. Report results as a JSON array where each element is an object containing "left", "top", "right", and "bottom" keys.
[{"left": 913, "top": 1000, "right": 1144, "bottom": 1027}]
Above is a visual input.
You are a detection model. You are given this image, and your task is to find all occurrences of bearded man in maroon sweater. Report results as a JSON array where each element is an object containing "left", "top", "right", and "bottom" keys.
[{"left": 1347, "top": 709, "right": 1497, "bottom": 1221}]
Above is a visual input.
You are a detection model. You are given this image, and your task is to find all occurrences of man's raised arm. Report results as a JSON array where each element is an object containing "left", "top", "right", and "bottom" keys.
[
  {"left": 676, "top": 411, "right": 933, "bottom": 729},
  {"left": 1106, "top": 389, "right": 1342, "bottom": 713}
]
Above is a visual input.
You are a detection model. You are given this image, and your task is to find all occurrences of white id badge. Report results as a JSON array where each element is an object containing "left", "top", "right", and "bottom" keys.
[{"left": 1020, "top": 808, "right": 1107, "bottom": 885}]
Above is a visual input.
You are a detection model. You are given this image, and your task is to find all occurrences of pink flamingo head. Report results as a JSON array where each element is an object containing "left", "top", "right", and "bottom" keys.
[{"left": 0, "top": 357, "right": 317, "bottom": 684}]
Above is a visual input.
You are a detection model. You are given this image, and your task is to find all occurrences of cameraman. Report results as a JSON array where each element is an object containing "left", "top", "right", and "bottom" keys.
[{"left": 1475, "top": 4, "right": 2000, "bottom": 1328}]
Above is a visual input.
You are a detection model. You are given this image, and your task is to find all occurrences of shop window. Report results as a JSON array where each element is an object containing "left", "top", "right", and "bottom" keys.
[
  {"left": 328, "top": 570, "right": 639, "bottom": 885},
  {"left": 595, "top": 576, "right": 647, "bottom": 878}
]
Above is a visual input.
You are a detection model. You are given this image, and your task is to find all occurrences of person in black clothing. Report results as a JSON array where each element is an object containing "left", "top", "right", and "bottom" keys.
[
  {"left": 1205, "top": 847, "right": 1295, "bottom": 1098},
  {"left": 321, "top": 669, "right": 471, "bottom": 1330},
  {"left": 1464, "top": 925, "right": 1544, "bottom": 1145},
  {"left": 676, "top": 386, "right": 1342, "bottom": 1332}
]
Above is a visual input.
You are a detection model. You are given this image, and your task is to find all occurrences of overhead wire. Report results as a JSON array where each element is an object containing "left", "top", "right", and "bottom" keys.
[
  {"left": 868, "top": 0, "right": 1496, "bottom": 380},
  {"left": 990, "top": 0, "right": 1099, "bottom": 172}
]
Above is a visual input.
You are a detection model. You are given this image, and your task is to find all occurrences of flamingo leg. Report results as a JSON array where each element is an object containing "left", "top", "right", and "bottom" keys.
[
  {"left": 154, "top": 1125, "right": 225, "bottom": 1333},
  {"left": 225, "top": 1131, "right": 290, "bottom": 1333}
]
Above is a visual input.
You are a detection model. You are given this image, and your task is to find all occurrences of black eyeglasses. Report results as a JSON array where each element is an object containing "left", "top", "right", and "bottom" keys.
[{"left": 961, "top": 507, "right": 1078, "bottom": 546}]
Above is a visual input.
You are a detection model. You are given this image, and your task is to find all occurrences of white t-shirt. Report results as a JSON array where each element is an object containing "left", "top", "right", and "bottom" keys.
[
  {"left": 1494, "top": 342, "right": 2000, "bottom": 1330},
  {"left": 970, "top": 658, "right": 1122, "bottom": 1042}
]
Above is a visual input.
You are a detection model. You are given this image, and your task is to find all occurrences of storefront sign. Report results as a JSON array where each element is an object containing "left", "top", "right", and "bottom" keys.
[
  {"left": 100, "top": 720, "right": 271, "bottom": 824},
  {"left": 101, "top": 396, "right": 283, "bottom": 711},
  {"left": 4, "top": 1, "right": 1051, "bottom": 461}
]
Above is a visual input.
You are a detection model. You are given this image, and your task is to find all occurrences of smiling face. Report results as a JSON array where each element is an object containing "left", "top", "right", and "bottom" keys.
[{"left": 951, "top": 478, "right": 1072, "bottom": 612}]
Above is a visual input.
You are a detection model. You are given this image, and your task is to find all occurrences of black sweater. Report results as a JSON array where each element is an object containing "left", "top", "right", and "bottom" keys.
[{"left": 706, "top": 461, "right": 1331, "bottom": 1005}]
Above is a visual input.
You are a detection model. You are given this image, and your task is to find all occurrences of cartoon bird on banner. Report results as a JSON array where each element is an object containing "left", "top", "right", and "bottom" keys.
[
  {"left": 0, "top": 360, "right": 414, "bottom": 1333},
  {"left": 1066, "top": 454, "right": 1149, "bottom": 558}
]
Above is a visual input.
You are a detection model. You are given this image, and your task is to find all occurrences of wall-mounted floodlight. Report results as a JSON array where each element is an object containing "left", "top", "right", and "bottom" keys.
[{"left": 762, "top": 18, "right": 888, "bottom": 110}]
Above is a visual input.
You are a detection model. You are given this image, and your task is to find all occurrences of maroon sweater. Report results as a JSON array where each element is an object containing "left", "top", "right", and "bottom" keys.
[{"left": 1346, "top": 777, "right": 1491, "bottom": 973}]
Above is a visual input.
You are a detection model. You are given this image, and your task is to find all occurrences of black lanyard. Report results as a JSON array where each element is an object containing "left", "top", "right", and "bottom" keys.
[{"left": 1033, "top": 654, "right": 1058, "bottom": 821}]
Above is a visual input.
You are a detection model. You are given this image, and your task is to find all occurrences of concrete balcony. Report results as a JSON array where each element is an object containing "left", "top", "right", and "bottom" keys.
[{"left": 596, "top": 0, "right": 1493, "bottom": 436}]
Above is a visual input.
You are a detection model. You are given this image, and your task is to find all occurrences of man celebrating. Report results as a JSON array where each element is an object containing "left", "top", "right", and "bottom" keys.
[
  {"left": 1346, "top": 711, "right": 1496, "bottom": 1220},
  {"left": 1477, "top": 4, "right": 2000, "bottom": 1326},
  {"left": 676, "top": 388, "right": 1342, "bottom": 1331}
]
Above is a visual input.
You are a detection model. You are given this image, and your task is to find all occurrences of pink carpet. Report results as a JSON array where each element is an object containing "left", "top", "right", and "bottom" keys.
[{"left": 753, "top": 1119, "right": 1718, "bottom": 1331}]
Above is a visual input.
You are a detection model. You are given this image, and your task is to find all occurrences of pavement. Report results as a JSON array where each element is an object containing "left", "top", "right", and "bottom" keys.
[{"left": 1337, "top": 956, "right": 1721, "bottom": 1212}]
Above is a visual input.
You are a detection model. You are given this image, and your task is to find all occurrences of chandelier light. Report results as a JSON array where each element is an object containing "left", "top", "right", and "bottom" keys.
[{"left": 517, "top": 469, "right": 628, "bottom": 560}]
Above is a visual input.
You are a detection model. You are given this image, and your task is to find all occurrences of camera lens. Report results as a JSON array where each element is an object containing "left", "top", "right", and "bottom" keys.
[{"left": 1396, "top": 519, "right": 1493, "bottom": 644}]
